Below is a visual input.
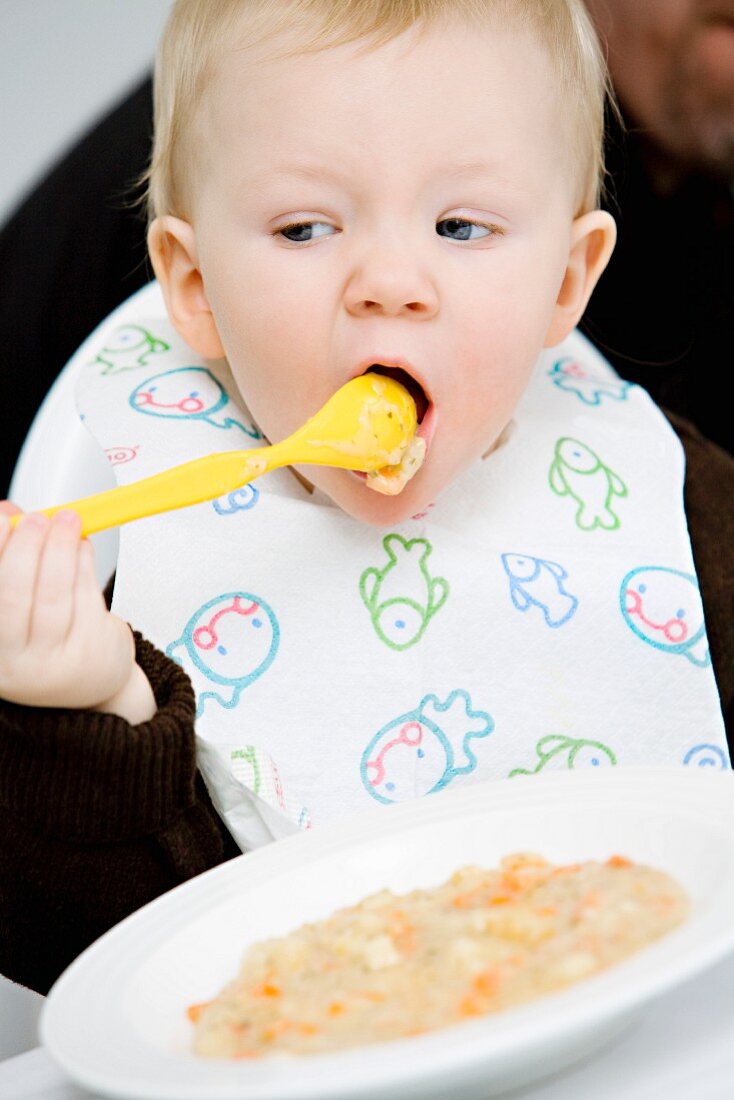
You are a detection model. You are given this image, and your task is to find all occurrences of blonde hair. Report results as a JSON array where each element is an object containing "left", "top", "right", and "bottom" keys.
[{"left": 145, "top": 0, "right": 614, "bottom": 224}]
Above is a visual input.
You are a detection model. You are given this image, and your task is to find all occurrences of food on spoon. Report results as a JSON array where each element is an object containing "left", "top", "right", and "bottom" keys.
[
  {"left": 190, "top": 852, "right": 688, "bottom": 1059},
  {"left": 301, "top": 372, "right": 421, "bottom": 489},
  {"left": 361, "top": 366, "right": 427, "bottom": 495},
  {"left": 366, "top": 434, "right": 427, "bottom": 495}
]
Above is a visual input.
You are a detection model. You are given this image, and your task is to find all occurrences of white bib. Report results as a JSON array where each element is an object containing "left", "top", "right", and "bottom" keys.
[{"left": 76, "top": 282, "right": 728, "bottom": 850}]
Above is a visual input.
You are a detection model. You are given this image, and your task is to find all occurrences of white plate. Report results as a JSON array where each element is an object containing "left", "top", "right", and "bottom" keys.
[{"left": 41, "top": 767, "right": 734, "bottom": 1100}]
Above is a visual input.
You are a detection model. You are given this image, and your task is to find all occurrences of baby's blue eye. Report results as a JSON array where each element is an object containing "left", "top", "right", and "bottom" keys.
[
  {"left": 278, "top": 221, "right": 335, "bottom": 243},
  {"left": 437, "top": 218, "right": 493, "bottom": 242}
]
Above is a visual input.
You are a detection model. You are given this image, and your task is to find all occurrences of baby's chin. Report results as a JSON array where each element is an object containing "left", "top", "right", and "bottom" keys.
[{"left": 300, "top": 464, "right": 437, "bottom": 528}]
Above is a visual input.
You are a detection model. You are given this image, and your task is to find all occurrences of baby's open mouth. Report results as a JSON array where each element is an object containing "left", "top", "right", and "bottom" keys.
[
  {"left": 363, "top": 365, "right": 429, "bottom": 425},
  {"left": 351, "top": 364, "right": 431, "bottom": 496}
]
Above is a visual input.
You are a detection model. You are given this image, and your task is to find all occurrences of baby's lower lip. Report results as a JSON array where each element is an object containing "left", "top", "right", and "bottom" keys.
[{"left": 416, "top": 402, "right": 436, "bottom": 449}]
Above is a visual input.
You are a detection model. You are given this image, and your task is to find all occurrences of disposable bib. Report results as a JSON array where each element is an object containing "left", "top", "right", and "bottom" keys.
[{"left": 75, "top": 282, "right": 728, "bottom": 850}]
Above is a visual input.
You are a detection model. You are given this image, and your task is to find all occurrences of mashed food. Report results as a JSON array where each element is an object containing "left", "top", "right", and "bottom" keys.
[
  {"left": 190, "top": 852, "right": 688, "bottom": 1059},
  {"left": 365, "top": 435, "right": 426, "bottom": 495}
]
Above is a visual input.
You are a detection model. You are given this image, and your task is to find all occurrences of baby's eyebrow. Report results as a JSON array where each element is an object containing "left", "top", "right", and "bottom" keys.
[{"left": 244, "top": 157, "right": 501, "bottom": 189}]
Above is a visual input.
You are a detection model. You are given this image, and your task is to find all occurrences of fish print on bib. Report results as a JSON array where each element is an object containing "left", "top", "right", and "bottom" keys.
[
  {"left": 360, "top": 690, "right": 494, "bottom": 803},
  {"left": 359, "top": 535, "right": 449, "bottom": 651},
  {"left": 73, "top": 282, "right": 728, "bottom": 851}
]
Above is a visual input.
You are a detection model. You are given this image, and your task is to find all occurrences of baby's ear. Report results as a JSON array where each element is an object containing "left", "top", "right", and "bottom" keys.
[
  {"left": 147, "top": 217, "right": 225, "bottom": 359},
  {"left": 543, "top": 211, "right": 616, "bottom": 348}
]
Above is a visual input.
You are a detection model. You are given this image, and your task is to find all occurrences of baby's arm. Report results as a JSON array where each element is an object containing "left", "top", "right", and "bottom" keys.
[
  {"left": 0, "top": 503, "right": 155, "bottom": 723},
  {"left": 0, "top": 626, "right": 241, "bottom": 993},
  {"left": 0, "top": 503, "right": 241, "bottom": 994}
]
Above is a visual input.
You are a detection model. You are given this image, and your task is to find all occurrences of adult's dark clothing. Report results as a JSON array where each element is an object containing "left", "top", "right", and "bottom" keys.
[
  {"left": 0, "top": 413, "right": 732, "bottom": 997},
  {"left": 583, "top": 113, "right": 733, "bottom": 454},
  {"left": 0, "top": 78, "right": 154, "bottom": 496}
]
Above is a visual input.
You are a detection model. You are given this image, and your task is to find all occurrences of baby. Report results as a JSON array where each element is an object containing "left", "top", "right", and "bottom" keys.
[
  {"left": 0, "top": 0, "right": 730, "bottom": 994},
  {"left": 0, "top": 0, "right": 615, "bottom": 722}
]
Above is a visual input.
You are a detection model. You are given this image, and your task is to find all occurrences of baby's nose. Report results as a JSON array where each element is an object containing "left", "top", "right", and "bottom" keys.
[{"left": 344, "top": 250, "right": 439, "bottom": 319}]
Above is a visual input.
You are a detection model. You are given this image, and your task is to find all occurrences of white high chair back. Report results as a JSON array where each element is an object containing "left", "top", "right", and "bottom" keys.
[{"left": 9, "top": 283, "right": 168, "bottom": 583}]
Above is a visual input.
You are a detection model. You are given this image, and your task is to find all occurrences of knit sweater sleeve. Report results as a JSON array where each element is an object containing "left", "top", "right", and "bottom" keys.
[
  {"left": 0, "top": 607, "right": 240, "bottom": 995},
  {"left": 665, "top": 411, "right": 734, "bottom": 745}
]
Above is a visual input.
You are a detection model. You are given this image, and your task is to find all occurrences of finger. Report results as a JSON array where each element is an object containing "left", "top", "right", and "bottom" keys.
[
  {"left": 0, "top": 504, "right": 23, "bottom": 554},
  {"left": 29, "top": 511, "right": 83, "bottom": 645},
  {"left": 0, "top": 513, "right": 49, "bottom": 649},
  {"left": 71, "top": 537, "right": 106, "bottom": 624},
  {"left": 0, "top": 513, "right": 11, "bottom": 556}
]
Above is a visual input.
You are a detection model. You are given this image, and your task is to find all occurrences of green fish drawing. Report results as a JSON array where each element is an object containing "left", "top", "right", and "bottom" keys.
[
  {"left": 549, "top": 437, "right": 627, "bottom": 530},
  {"left": 359, "top": 534, "right": 449, "bottom": 651},
  {"left": 510, "top": 734, "right": 617, "bottom": 776}
]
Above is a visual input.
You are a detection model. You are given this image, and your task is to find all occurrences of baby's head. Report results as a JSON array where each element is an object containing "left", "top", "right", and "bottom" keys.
[{"left": 146, "top": 0, "right": 616, "bottom": 525}]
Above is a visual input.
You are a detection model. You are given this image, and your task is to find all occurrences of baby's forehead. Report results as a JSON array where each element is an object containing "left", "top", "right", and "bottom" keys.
[
  {"left": 201, "top": 19, "right": 571, "bottom": 178},
  {"left": 214, "top": 13, "right": 562, "bottom": 96},
  {"left": 149, "top": 2, "right": 603, "bottom": 224}
]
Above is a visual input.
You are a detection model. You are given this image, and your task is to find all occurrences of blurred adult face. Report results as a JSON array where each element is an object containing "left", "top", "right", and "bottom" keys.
[{"left": 586, "top": 0, "right": 734, "bottom": 180}]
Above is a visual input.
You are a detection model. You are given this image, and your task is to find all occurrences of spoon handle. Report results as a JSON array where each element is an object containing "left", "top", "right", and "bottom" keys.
[{"left": 11, "top": 448, "right": 275, "bottom": 537}]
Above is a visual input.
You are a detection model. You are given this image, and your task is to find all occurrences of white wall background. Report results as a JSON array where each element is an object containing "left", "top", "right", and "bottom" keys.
[{"left": 0, "top": 0, "right": 174, "bottom": 226}]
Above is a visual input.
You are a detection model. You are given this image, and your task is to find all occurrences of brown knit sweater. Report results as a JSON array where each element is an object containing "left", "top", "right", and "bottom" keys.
[{"left": 1, "top": 413, "right": 732, "bottom": 995}]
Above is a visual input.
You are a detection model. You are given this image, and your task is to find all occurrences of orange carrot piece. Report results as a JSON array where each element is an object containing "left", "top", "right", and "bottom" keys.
[
  {"left": 472, "top": 968, "right": 502, "bottom": 997},
  {"left": 607, "top": 854, "right": 632, "bottom": 868},
  {"left": 251, "top": 980, "right": 281, "bottom": 997},
  {"left": 186, "top": 1001, "right": 210, "bottom": 1023}
]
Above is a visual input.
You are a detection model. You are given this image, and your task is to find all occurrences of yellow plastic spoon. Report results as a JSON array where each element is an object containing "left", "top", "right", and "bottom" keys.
[{"left": 13, "top": 374, "right": 418, "bottom": 537}]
